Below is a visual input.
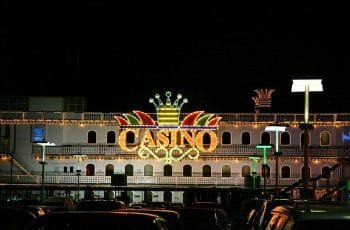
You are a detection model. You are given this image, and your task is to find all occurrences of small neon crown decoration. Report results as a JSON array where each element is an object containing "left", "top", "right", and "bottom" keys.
[{"left": 149, "top": 91, "right": 188, "bottom": 126}]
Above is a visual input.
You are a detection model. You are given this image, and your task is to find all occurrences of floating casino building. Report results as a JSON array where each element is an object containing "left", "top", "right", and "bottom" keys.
[{"left": 0, "top": 91, "right": 350, "bottom": 204}]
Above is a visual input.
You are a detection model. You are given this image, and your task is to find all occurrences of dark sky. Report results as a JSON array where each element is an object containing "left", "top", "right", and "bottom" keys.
[{"left": 1, "top": 3, "right": 349, "bottom": 113}]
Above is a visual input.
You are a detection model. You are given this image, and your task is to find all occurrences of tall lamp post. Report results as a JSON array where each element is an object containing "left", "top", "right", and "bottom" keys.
[
  {"left": 256, "top": 145, "right": 272, "bottom": 194},
  {"left": 73, "top": 154, "right": 87, "bottom": 201},
  {"left": 9, "top": 153, "right": 14, "bottom": 201},
  {"left": 265, "top": 125, "right": 287, "bottom": 195},
  {"left": 37, "top": 142, "right": 55, "bottom": 201},
  {"left": 291, "top": 79, "right": 323, "bottom": 195},
  {"left": 248, "top": 155, "right": 261, "bottom": 190}
]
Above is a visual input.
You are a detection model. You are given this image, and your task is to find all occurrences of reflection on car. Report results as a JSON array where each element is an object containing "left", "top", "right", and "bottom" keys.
[{"left": 266, "top": 203, "right": 350, "bottom": 230}]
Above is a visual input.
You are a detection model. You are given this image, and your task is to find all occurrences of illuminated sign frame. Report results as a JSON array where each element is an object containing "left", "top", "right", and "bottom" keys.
[{"left": 115, "top": 91, "right": 221, "bottom": 164}]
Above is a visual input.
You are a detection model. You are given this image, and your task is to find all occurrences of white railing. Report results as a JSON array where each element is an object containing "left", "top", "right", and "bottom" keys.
[
  {"left": 31, "top": 144, "right": 350, "bottom": 158},
  {"left": 0, "top": 174, "right": 338, "bottom": 187},
  {"left": 1, "top": 112, "right": 349, "bottom": 123}
]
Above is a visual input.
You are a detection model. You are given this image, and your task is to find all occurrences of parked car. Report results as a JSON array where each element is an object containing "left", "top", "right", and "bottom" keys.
[
  {"left": 179, "top": 207, "right": 231, "bottom": 230},
  {"left": 41, "top": 197, "right": 75, "bottom": 211},
  {"left": 76, "top": 199, "right": 125, "bottom": 211},
  {"left": 265, "top": 203, "right": 350, "bottom": 230},
  {"left": 0, "top": 206, "right": 38, "bottom": 230},
  {"left": 121, "top": 208, "right": 183, "bottom": 230},
  {"left": 26, "top": 211, "right": 168, "bottom": 230}
]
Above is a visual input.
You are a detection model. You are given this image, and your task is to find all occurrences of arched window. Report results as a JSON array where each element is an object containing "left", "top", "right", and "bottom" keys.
[
  {"left": 281, "top": 166, "right": 291, "bottom": 178},
  {"left": 125, "top": 164, "right": 133, "bottom": 176},
  {"left": 242, "top": 165, "right": 251, "bottom": 177},
  {"left": 183, "top": 165, "right": 192, "bottom": 177},
  {"left": 322, "top": 166, "right": 331, "bottom": 179},
  {"left": 222, "top": 165, "right": 231, "bottom": 177},
  {"left": 126, "top": 131, "right": 135, "bottom": 144},
  {"left": 164, "top": 164, "right": 172, "bottom": 176},
  {"left": 320, "top": 131, "right": 330, "bottom": 146},
  {"left": 242, "top": 132, "right": 251, "bottom": 145},
  {"left": 262, "top": 165, "right": 270, "bottom": 178},
  {"left": 300, "top": 132, "right": 311, "bottom": 146},
  {"left": 107, "top": 131, "right": 116, "bottom": 144},
  {"left": 281, "top": 132, "right": 290, "bottom": 145},
  {"left": 86, "top": 164, "right": 95, "bottom": 176},
  {"left": 222, "top": 132, "right": 231, "bottom": 145},
  {"left": 144, "top": 164, "right": 153, "bottom": 176},
  {"left": 301, "top": 166, "right": 311, "bottom": 180},
  {"left": 105, "top": 164, "right": 114, "bottom": 176},
  {"left": 202, "top": 165, "right": 211, "bottom": 177},
  {"left": 261, "top": 132, "right": 270, "bottom": 145},
  {"left": 202, "top": 133, "right": 211, "bottom": 145},
  {"left": 88, "top": 131, "right": 96, "bottom": 143}
]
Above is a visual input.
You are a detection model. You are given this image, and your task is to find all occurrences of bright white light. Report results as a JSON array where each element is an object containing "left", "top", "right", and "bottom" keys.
[
  {"left": 265, "top": 126, "right": 287, "bottom": 132},
  {"left": 291, "top": 79, "right": 323, "bottom": 92},
  {"left": 37, "top": 142, "right": 56, "bottom": 147}
]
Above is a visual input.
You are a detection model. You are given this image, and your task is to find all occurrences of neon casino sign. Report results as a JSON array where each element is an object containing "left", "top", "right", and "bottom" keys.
[{"left": 115, "top": 91, "right": 221, "bottom": 164}]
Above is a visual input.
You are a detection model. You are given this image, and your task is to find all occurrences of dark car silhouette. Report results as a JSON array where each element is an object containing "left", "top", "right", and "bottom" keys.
[{"left": 26, "top": 211, "right": 168, "bottom": 230}]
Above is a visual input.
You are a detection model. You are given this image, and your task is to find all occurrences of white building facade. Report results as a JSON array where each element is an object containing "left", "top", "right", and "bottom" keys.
[{"left": 1, "top": 96, "right": 350, "bottom": 203}]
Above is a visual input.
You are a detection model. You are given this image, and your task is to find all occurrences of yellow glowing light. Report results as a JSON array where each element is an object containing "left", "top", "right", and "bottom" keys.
[{"left": 118, "top": 128, "right": 218, "bottom": 164}]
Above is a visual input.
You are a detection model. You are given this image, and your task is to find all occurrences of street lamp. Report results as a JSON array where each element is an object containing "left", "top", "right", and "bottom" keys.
[
  {"left": 73, "top": 154, "right": 88, "bottom": 201},
  {"left": 248, "top": 155, "right": 261, "bottom": 190},
  {"left": 291, "top": 79, "right": 323, "bottom": 195},
  {"left": 265, "top": 125, "right": 287, "bottom": 195},
  {"left": 37, "top": 142, "right": 55, "bottom": 201},
  {"left": 256, "top": 145, "right": 272, "bottom": 194}
]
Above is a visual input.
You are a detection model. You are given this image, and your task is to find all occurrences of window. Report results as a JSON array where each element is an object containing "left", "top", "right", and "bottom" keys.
[
  {"left": 202, "top": 165, "right": 211, "bottom": 177},
  {"left": 222, "top": 165, "right": 231, "bottom": 177},
  {"left": 301, "top": 166, "right": 311, "bottom": 180},
  {"left": 202, "top": 132, "right": 211, "bottom": 145},
  {"left": 281, "top": 132, "right": 290, "bottom": 145},
  {"left": 164, "top": 165, "right": 172, "bottom": 176},
  {"left": 242, "top": 132, "right": 250, "bottom": 145},
  {"left": 322, "top": 166, "right": 331, "bottom": 178},
  {"left": 63, "top": 97, "right": 87, "bottom": 112},
  {"left": 320, "top": 131, "right": 330, "bottom": 146},
  {"left": 242, "top": 165, "right": 251, "bottom": 177},
  {"left": 261, "top": 132, "right": 270, "bottom": 145},
  {"left": 183, "top": 165, "right": 192, "bottom": 177},
  {"left": 107, "top": 131, "right": 116, "bottom": 144},
  {"left": 86, "top": 164, "right": 95, "bottom": 176},
  {"left": 164, "top": 191, "right": 172, "bottom": 203},
  {"left": 70, "top": 166, "right": 74, "bottom": 173},
  {"left": 144, "top": 164, "right": 153, "bottom": 176},
  {"left": 125, "top": 164, "right": 133, "bottom": 176},
  {"left": 262, "top": 165, "right": 270, "bottom": 178},
  {"left": 222, "top": 132, "right": 231, "bottom": 144},
  {"left": 105, "top": 164, "right": 114, "bottom": 176},
  {"left": 300, "top": 132, "right": 311, "bottom": 146},
  {"left": 88, "top": 131, "right": 96, "bottom": 143},
  {"left": 281, "top": 166, "right": 291, "bottom": 178},
  {"left": 126, "top": 131, "right": 135, "bottom": 144},
  {"left": 64, "top": 166, "right": 68, "bottom": 173}
]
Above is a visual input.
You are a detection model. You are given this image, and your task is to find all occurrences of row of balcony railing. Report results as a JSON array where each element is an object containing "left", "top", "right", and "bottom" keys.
[
  {"left": 1, "top": 111, "right": 350, "bottom": 123},
  {"left": 31, "top": 145, "right": 350, "bottom": 158},
  {"left": 0, "top": 174, "right": 338, "bottom": 188}
]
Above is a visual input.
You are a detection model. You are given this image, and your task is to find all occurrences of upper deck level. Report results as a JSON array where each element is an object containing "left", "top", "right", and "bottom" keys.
[{"left": 1, "top": 111, "right": 350, "bottom": 126}]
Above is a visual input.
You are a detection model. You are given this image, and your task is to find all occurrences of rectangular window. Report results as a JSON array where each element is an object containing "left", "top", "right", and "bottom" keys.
[
  {"left": 64, "top": 166, "right": 68, "bottom": 173},
  {"left": 70, "top": 166, "right": 74, "bottom": 173}
]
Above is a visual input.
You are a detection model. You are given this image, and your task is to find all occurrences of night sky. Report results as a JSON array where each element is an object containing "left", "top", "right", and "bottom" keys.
[{"left": 1, "top": 3, "right": 349, "bottom": 113}]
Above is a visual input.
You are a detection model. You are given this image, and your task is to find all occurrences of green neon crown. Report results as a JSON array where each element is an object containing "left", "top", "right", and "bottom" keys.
[{"left": 149, "top": 91, "right": 188, "bottom": 126}]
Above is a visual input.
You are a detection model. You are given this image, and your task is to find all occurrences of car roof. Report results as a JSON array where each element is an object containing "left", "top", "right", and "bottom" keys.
[{"left": 271, "top": 204, "right": 350, "bottom": 220}]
